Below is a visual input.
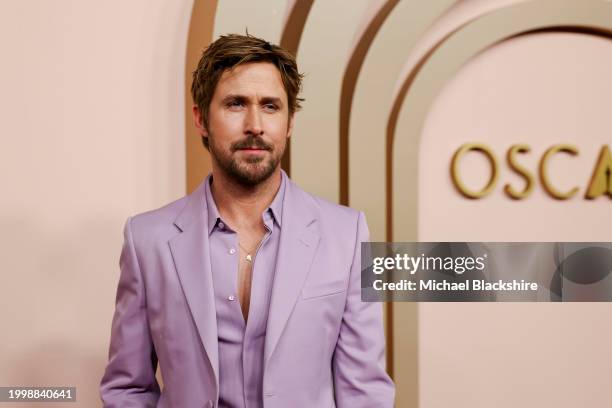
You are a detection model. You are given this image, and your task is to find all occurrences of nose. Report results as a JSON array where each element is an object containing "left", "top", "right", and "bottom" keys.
[{"left": 244, "top": 106, "right": 264, "bottom": 136}]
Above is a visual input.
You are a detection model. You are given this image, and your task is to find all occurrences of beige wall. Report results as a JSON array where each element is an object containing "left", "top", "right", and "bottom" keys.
[{"left": 0, "top": 1, "right": 190, "bottom": 406}]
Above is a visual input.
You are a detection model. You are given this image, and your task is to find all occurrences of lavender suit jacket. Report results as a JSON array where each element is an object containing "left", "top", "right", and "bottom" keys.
[{"left": 100, "top": 176, "right": 395, "bottom": 407}]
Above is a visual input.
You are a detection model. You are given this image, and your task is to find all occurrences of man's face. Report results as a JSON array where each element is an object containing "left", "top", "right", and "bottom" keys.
[{"left": 194, "top": 62, "right": 293, "bottom": 186}]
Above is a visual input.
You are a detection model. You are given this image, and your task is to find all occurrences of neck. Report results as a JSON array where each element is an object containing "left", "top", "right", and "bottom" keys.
[{"left": 210, "top": 166, "right": 282, "bottom": 230}]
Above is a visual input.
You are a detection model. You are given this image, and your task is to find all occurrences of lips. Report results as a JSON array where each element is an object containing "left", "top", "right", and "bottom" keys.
[
  {"left": 232, "top": 136, "right": 272, "bottom": 152},
  {"left": 236, "top": 146, "right": 270, "bottom": 152}
]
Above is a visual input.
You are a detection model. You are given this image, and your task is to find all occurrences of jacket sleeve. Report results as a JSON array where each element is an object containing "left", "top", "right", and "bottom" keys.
[
  {"left": 332, "top": 212, "right": 396, "bottom": 407},
  {"left": 100, "top": 217, "right": 160, "bottom": 407}
]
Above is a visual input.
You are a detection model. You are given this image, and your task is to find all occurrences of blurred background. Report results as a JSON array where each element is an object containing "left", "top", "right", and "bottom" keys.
[{"left": 1, "top": 0, "right": 612, "bottom": 406}]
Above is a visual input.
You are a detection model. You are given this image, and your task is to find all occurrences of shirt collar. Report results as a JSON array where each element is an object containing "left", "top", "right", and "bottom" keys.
[
  {"left": 203, "top": 171, "right": 286, "bottom": 235},
  {"left": 268, "top": 170, "right": 286, "bottom": 227},
  {"left": 203, "top": 175, "right": 222, "bottom": 235}
]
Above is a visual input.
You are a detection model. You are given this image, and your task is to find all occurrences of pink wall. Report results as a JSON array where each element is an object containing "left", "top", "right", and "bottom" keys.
[
  {"left": 0, "top": 1, "right": 190, "bottom": 406},
  {"left": 419, "top": 32, "right": 612, "bottom": 407}
]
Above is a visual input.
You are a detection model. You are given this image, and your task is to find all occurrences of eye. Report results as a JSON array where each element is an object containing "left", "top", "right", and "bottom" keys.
[
  {"left": 226, "top": 99, "right": 244, "bottom": 108},
  {"left": 263, "top": 103, "right": 279, "bottom": 112}
]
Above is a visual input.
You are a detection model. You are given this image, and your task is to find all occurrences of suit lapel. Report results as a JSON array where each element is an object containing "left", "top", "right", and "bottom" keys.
[
  {"left": 168, "top": 182, "right": 219, "bottom": 393},
  {"left": 264, "top": 179, "right": 320, "bottom": 367}
]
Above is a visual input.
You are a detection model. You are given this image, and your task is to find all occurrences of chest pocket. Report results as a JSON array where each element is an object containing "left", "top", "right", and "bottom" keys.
[{"left": 301, "top": 279, "right": 346, "bottom": 300}]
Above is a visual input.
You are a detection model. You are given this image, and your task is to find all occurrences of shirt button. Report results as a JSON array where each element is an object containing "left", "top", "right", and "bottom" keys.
[
  {"left": 229, "top": 248, "right": 236, "bottom": 255},
  {"left": 218, "top": 222, "right": 225, "bottom": 229},
  {"left": 228, "top": 295, "right": 236, "bottom": 301}
]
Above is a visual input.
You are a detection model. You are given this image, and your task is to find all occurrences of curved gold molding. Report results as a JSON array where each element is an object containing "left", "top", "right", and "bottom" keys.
[
  {"left": 279, "top": 0, "right": 314, "bottom": 55},
  {"left": 339, "top": 0, "right": 399, "bottom": 205},
  {"left": 386, "top": 0, "right": 612, "bottom": 242},
  {"left": 279, "top": 0, "right": 315, "bottom": 175},
  {"left": 384, "top": 0, "right": 527, "bottom": 240},
  {"left": 185, "top": 0, "right": 218, "bottom": 193},
  {"left": 336, "top": 0, "right": 400, "bottom": 378}
]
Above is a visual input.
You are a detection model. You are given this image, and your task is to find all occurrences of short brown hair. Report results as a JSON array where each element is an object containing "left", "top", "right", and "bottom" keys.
[{"left": 191, "top": 33, "right": 304, "bottom": 149}]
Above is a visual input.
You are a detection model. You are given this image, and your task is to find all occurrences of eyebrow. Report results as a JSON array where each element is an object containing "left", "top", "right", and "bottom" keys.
[
  {"left": 221, "top": 94, "right": 284, "bottom": 107},
  {"left": 259, "top": 96, "right": 283, "bottom": 106}
]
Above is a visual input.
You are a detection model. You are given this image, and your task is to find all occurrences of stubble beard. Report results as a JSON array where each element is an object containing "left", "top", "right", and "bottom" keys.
[{"left": 208, "top": 134, "right": 284, "bottom": 187}]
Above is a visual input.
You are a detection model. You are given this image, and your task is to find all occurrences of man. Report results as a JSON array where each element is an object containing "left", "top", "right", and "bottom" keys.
[{"left": 100, "top": 33, "right": 395, "bottom": 408}]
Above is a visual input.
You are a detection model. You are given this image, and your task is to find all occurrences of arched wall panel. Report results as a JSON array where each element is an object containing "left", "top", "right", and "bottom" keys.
[
  {"left": 418, "top": 31, "right": 612, "bottom": 408},
  {"left": 391, "top": 1, "right": 612, "bottom": 407}
]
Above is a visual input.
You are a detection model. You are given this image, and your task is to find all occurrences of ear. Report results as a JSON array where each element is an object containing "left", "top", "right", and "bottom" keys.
[
  {"left": 192, "top": 105, "right": 208, "bottom": 138},
  {"left": 286, "top": 113, "right": 295, "bottom": 139}
]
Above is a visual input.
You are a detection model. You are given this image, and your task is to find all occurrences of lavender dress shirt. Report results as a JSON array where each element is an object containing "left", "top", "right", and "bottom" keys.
[{"left": 204, "top": 174, "right": 285, "bottom": 408}]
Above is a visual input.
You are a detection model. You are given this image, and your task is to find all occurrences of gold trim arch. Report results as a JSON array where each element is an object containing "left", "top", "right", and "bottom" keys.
[
  {"left": 390, "top": 0, "right": 612, "bottom": 241},
  {"left": 185, "top": 0, "right": 218, "bottom": 193}
]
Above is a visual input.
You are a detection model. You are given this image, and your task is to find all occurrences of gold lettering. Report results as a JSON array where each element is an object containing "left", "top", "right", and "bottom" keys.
[
  {"left": 539, "top": 144, "right": 579, "bottom": 200},
  {"left": 585, "top": 145, "right": 612, "bottom": 199},
  {"left": 504, "top": 144, "right": 534, "bottom": 200},
  {"left": 451, "top": 143, "right": 498, "bottom": 199}
]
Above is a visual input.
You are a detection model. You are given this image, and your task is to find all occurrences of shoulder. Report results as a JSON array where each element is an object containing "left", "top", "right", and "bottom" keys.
[
  {"left": 131, "top": 195, "right": 188, "bottom": 227},
  {"left": 286, "top": 181, "right": 368, "bottom": 267},
  {"left": 126, "top": 194, "right": 191, "bottom": 244},
  {"left": 287, "top": 179, "right": 366, "bottom": 235}
]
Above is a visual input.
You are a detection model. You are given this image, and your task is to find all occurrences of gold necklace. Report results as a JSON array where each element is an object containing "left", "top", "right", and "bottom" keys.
[{"left": 238, "top": 241, "right": 258, "bottom": 263}]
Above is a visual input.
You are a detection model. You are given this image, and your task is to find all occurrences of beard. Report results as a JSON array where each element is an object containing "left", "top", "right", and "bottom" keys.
[{"left": 208, "top": 134, "right": 284, "bottom": 187}]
